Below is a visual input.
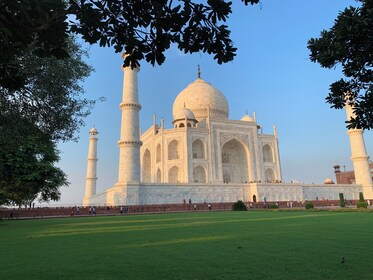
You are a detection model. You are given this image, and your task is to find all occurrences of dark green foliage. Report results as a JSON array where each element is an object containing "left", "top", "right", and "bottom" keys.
[
  {"left": 308, "top": 0, "right": 373, "bottom": 129},
  {"left": 232, "top": 200, "right": 247, "bottom": 211},
  {"left": 68, "top": 0, "right": 260, "bottom": 69},
  {"left": 0, "top": 36, "right": 94, "bottom": 142},
  {"left": 357, "top": 202, "right": 368, "bottom": 209},
  {"left": 339, "top": 193, "right": 345, "bottom": 208},
  {"left": 0, "top": 36, "right": 92, "bottom": 205},
  {"left": 0, "top": 113, "right": 68, "bottom": 206},
  {"left": 1, "top": 1, "right": 260, "bottom": 90},
  {"left": 269, "top": 203, "right": 279, "bottom": 209},
  {"left": 357, "top": 192, "right": 367, "bottom": 209},
  {"left": 359, "top": 192, "right": 365, "bottom": 202},
  {"left": 0, "top": 0, "right": 69, "bottom": 90},
  {"left": 305, "top": 202, "right": 314, "bottom": 209}
]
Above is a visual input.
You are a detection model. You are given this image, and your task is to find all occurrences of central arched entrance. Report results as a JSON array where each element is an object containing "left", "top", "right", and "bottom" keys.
[{"left": 221, "top": 139, "right": 249, "bottom": 183}]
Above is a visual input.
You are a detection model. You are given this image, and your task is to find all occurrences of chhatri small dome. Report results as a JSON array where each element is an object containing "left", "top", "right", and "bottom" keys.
[
  {"left": 241, "top": 113, "right": 254, "bottom": 122},
  {"left": 89, "top": 127, "right": 98, "bottom": 135},
  {"left": 324, "top": 178, "right": 334, "bottom": 184},
  {"left": 173, "top": 107, "right": 196, "bottom": 121},
  {"left": 173, "top": 70, "right": 229, "bottom": 120}
]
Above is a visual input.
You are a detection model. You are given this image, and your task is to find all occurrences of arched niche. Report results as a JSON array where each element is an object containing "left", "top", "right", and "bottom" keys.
[
  {"left": 168, "top": 139, "right": 179, "bottom": 160},
  {"left": 142, "top": 149, "right": 151, "bottom": 182},
  {"left": 156, "top": 144, "right": 161, "bottom": 163},
  {"left": 265, "top": 168, "right": 275, "bottom": 182},
  {"left": 193, "top": 165, "right": 206, "bottom": 183},
  {"left": 263, "top": 144, "right": 274, "bottom": 162},
  {"left": 192, "top": 139, "right": 205, "bottom": 159},
  {"left": 156, "top": 168, "right": 161, "bottom": 182},
  {"left": 221, "top": 138, "right": 249, "bottom": 183},
  {"left": 168, "top": 166, "right": 179, "bottom": 183}
]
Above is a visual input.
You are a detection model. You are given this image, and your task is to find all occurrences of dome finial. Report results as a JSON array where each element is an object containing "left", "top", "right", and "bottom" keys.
[
  {"left": 246, "top": 109, "right": 248, "bottom": 115},
  {"left": 197, "top": 64, "right": 201, "bottom": 79}
]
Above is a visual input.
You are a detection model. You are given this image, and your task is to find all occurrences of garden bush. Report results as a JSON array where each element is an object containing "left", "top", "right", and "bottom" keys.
[
  {"left": 269, "top": 203, "right": 279, "bottom": 209},
  {"left": 359, "top": 192, "right": 365, "bottom": 202},
  {"left": 232, "top": 200, "right": 247, "bottom": 211},
  {"left": 339, "top": 193, "right": 345, "bottom": 208},
  {"left": 357, "top": 202, "right": 368, "bottom": 209},
  {"left": 305, "top": 202, "right": 314, "bottom": 209}
]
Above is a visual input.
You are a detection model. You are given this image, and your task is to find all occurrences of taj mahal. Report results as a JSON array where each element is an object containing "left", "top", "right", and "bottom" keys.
[{"left": 83, "top": 56, "right": 373, "bottom": 206}]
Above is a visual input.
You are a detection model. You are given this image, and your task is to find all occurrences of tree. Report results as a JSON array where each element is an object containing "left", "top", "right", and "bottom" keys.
[
  {"left": 1, "top": 36, "right": 95, "bottom": 142},
  {"left": 0, "top": 36, "right": 93, "bottom": 205},
  {"left": 308, "top": 0, "right": 373, "bottom": 129},
  {"left": 1, "top": 1, "right": 260, "bottom": 91},
  {"left": 0, "top": 113, "right": 68, "bottom": 206}
]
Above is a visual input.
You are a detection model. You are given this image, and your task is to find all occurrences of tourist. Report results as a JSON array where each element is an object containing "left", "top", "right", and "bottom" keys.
[
  {"left": 194, "top": 204, "right": 197, "bottom": 210},
  {"left": 93, "top": 206, "right": 96, "bottom": 216},
  {"left": 189, "top": 198, "right": 192, "bottom": 204},
  {"left": 120, "top": 206, "right": 123, "bottom": 214},
  {"left": 88, "top": 207, "right": 92, "bottom": 215},
  {"left": 76, "top": 206, "right": 80, "bottom": 215},
  {"left": 208, "top": 204, "right": 211, "bottom": 211}
]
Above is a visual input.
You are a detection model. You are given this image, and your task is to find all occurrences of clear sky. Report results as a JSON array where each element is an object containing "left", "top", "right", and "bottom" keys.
[{"left": 51, "top": 0, "right": 372, "bottom": 206}]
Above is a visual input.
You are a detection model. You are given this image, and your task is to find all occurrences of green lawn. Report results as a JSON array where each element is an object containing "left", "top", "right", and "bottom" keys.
[{"left": 1, "top": 210, "right": 372, "bottom": 280}]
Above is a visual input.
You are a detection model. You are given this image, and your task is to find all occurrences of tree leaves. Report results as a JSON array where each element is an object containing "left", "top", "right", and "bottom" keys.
[
  {"left": 68, "top": 0, "right": 260, "bottom": 68},
  {"left": 0, "top": 0, "right": 69, "bottom": 90},
  {"left": 0, "top": 113, "right": 68, "bottom": 206},
  {"left": 0, "top": 36, "right": 94, "bottom": 205},
  {"left": 308, "top": 0, "right": 373, "bottom": 129}
]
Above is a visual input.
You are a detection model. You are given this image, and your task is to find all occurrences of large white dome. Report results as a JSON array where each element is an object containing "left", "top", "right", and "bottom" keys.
[{"left": 172, "top": 78, "right": 229, "bottom": 120}]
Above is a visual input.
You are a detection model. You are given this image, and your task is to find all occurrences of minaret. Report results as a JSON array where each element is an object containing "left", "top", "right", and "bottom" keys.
[
  {"left": 345, "top": 100, "right": 373, "bottom": 198},
  {"left": 117, "top": 54, "right": 142, "bottom": 184},
  {"left": 83, "top": 127, "right": 98, "bottom": 206}
]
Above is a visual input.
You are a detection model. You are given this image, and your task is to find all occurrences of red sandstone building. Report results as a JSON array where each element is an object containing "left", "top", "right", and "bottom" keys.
[{"left": 334, "top": 162, "right": 373, "bottom": 184}]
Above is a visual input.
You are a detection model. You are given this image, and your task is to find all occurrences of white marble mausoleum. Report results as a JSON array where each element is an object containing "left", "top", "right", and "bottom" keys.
[{"left": 83, "top": 58, "right": 373, "bottom": 206}]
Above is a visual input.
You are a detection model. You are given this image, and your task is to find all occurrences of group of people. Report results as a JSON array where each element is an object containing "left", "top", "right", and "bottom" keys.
[
  {"left": 183, "top": 199, "right": 212, "bottom": 211},
  {"left": 119, "top": 206, "right": 129, "bottom": 214},
  {"left": 88, "top": 206, "right": 96, "bottom": 215}
]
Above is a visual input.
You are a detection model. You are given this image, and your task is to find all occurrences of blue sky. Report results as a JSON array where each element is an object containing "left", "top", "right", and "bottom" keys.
[{"left": 53, "top": 0, "right": 372, "bottom": 206}]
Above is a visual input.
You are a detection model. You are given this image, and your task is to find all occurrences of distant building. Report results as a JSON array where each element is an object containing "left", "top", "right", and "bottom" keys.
[{"left": 334, "top": 162, "right": 373, "bottom": 185}]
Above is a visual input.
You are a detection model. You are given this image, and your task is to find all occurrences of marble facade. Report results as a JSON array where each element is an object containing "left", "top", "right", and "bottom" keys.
[{"left": 83, "top": 61, "right": 372, "bottom": 206}]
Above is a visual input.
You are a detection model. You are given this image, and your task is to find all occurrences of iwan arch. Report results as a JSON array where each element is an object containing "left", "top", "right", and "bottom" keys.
[{"left": 83, "top": 58, "right": 373, "bottom": 206}]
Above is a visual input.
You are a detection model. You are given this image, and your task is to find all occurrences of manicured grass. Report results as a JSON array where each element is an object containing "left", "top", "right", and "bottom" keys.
[{"left": 1, "top": 211, "right": 373, "bottom": 280}]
